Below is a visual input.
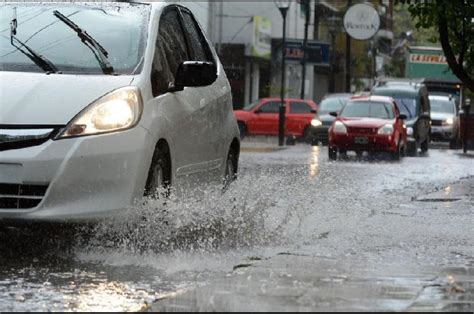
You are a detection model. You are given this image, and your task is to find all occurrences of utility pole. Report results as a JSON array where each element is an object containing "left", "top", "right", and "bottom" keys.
[
  {"left": 345, "top": 0, "right": 352, "bottom": 93},
  {"left": 300, "top": 0, "right": 310, "bottom": 99}
]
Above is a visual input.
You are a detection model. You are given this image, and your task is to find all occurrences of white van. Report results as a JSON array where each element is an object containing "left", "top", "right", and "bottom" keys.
[{"left": 0, "top": 2, "right": 240, "bottom": 221}]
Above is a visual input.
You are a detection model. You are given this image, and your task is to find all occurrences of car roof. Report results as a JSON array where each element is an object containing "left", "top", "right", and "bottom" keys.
[
  {"left": 322, "top": 93, "right": 352, "bottom": 99},
  {"left": 260, "top": 97, "right": 315, "bottom": 103}
]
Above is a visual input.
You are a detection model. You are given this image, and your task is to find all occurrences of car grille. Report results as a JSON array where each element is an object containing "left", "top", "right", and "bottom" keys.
[
  {"left": 0, "top": 127, "right": 62, "bottom": 151},
  {"left": 0, "top": 183, "right": 48, "bottom": 209},
  {"left": 431, "top": 120, "right": 443, "bottom": 126},
  {"left": 348, "top": 127, "right": 377, "bottom": 135}
]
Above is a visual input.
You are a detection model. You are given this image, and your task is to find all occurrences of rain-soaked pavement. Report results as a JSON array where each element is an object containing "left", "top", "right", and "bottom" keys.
[{"left": 0, "top": 141, "right": 473, "bottom": 311}]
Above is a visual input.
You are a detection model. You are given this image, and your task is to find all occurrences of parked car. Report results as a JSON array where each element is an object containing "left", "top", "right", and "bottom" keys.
[
  {"left": 307, "top": 93, "right": 352, "bottom": 145},
  {"left": 429, "top": 95, "right": 461, "bottom": 148},
  {"left": 0, "top": 2, "right": 240, "bottom": 221},
  {"left": 372, "top": 82, "right": 431, "bottom": 156},
  {"left": 328, "top": 96, "right": 407, "bottom": 160},
  {"left": 234, "top": 98, "right": 318, "bottom": 140}
]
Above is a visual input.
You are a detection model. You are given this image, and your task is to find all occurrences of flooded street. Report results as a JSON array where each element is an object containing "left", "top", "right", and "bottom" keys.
[{"left": 1, "top": 143, "right": 473, "bottom": 311}]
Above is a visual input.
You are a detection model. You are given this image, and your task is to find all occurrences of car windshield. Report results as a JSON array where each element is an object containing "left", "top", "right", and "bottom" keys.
[
  {"left": 393, "top": 98, "right": 417, "bottom": 119},
  {"left": 341, "top": 101, "right": 395, "bottom": 119},
  {"left": 430, "top": 98, "right": 455, "bottom": 114},
  {"left": 0, "top": 3, "right": 149, "bottom": 75},
  {"left": 318, "top": 97, "right": 348, "bottom": 114}
]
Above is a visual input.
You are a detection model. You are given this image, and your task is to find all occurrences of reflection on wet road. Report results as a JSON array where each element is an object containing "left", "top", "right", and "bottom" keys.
[{"left": 0, "top": 145, "right": 473, "bottom": 311}]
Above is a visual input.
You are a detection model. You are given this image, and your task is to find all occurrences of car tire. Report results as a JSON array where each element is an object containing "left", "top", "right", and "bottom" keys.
[
  {"left": 144, "top": 143, "right": 171, "bottom": 198},
  {"left": 449, "top": 134, "right": 461, "bottom": 149},
  {"left": 238, "top": 122, "right": 247, "bottom": 139},
  {"left": 328, "top": 147, "right": 337, "bottom": 160},
  {"left": 391, "top": 142, "right": 402, "bottom": 161},
  {"left": 420, "top": 135, "right": 429, "bottom": 153},
  {"left": 223, "top": 147, "right": 238, "bottom": 190},
  {"left": 302, "top": 126, "right": 312, "bottom": 144},
  {"left": 406, "top": 141, "right": 417, "bottom": 157}
]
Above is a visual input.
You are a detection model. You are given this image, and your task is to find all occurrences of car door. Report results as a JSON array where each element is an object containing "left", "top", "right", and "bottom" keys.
[
  {"left": 178, "top": 7, "right": 226, "bottom": 172},
  {"left": 249, "top": 100, "right": 282, "bottom": 135},
  {"left": 146, "top": 7, "right": 205, "bottom": 177},
  {"left": 287, "top": 101, "right": 315, "bottom": 136}
]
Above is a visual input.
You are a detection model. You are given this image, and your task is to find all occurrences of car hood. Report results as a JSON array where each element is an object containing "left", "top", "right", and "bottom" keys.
[
  {"left": 0, "top": 72, "right": 135, "bottom": 125},
  {"left": 430, "top": 112, "right": 455, "bottom": 120},
  {"left": 340, "top": 117, "right": 394, "bottom": 128}
]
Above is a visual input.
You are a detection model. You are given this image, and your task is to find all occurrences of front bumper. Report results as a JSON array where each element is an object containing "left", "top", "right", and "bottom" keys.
[
  {"left": 308, "top": 126, "right": 330, "bottom": 143},
  {"left": 431, "top": 125, "right": 457, "bottom": 141},
  {"left": 329, "top": 133, "right": 397, "bottom": 153},
  {"left": 0, "top": 126, "right": 154, "bottom": 222}
]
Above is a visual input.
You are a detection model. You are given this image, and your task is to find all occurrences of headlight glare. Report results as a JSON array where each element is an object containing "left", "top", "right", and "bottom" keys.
[
  {"left": 443, "top": 118, "right": 454, "bottom": 126},
  {"left": 57, "top": 87, "right": 143, "bottom": 139},
  {"left": 406, "top": 127, "right": 414, "bottom": 136},
  {"left": 311, "top": 119, "right": 322, "bottom": 127},
  {"left": 377, "top": 124, "right": 394, "bottom": 135},
  {"left": 333, "top": 121, "right": 347, "bottom": 134}
]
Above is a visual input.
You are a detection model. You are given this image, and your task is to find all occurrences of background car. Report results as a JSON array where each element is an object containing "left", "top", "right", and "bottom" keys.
[
  {"left": 328, "top": 96, "right": 407, "bottom": 160},
  {"left": 307, "top": 93, "right": 352, "bottom": 145},
  {"left": 429, "top": 95, "right": 461, "bottom": 148},
  {"left": 372, "top": 82, "right": 431, "bottom": 156},
  {"left": 234, "top": 98, "right": 318, "bottom": 140}
]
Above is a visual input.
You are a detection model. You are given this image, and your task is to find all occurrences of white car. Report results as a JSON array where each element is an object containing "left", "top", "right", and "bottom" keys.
[{"left": 0, "top": 2, "right": 240, "bottom": 221}]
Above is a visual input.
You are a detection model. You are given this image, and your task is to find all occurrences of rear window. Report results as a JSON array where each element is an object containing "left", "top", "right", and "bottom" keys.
[
  {"left": 341, "top": 101, "right": 395, "bottom": 119},
  {"left": 0, "top": 3, "right": 150, "bottom": 75},
  {"left": 290, "top": 102, "right": 313, "bottom": 114}
]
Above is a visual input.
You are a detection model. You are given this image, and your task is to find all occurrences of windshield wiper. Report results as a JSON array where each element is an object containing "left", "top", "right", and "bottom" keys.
[
  {"left": 53, "top": 10, "right": 115, "bottom": 75},
  {"left": 10, "top": 7, "right": 58, "bottom": 74}
]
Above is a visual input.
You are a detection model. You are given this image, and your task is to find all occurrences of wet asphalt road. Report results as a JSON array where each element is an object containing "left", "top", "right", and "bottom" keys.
[{"left": 0, "top": 143, "right": 473, "bottom": 311}]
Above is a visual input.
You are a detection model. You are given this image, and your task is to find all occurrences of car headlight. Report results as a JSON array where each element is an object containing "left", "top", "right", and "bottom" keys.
[
  {"left": 377, "top": 124, "right": 394, "bottom": 135},
  {"left": 57, "top": 86, "right": 143, "bottom": 139},
  {"left": 443, "top": 118, "right": 454, "bottom": 126},
  {"left": 333, "top": 121, "right": 347, "bottom": 134},
  {"left": 311, "top": 118, "right": 322, "bottom": 127},
  {"left": 406, "top": 127, "right": 414, "bottom": 136}
]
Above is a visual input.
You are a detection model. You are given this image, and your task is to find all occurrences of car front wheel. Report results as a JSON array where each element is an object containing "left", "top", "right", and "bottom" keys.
[
  {"left": 144, "top": 143, "right": 171, "bottom": 198},
  {"left": 223, "top": 148, "right": 238, "bottom": 190},
  {"left": 328, "top": 147, "right": 337, "bottom": 160}
]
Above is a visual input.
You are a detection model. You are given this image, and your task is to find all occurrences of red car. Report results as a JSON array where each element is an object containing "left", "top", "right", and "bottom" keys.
[
  {"left": 328, "top": 96, "right": 407, "bottom": 160},
  {"left": 234, "top": 98, "right": 318, "bottom": 139}
]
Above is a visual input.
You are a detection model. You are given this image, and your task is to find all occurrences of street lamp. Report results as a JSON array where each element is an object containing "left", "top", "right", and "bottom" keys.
[{"left": 275, "top": 0, "right": 291, "bottom": 146}]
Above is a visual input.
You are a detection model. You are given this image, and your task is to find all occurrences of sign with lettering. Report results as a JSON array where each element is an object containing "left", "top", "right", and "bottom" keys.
[
  {"left": 284, "top": 39, "right": 330, "bottom": 65},
  {"left": 343, "top": 3, "right": 380, "bottom": 40},
  {"left": 409, "top": 54, "right": 447, "bottom": 64}
]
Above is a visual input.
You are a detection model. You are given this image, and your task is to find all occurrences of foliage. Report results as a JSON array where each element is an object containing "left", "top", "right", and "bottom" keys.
[{"left": 402, "top": 0, "right": 474, "bottom": 92}]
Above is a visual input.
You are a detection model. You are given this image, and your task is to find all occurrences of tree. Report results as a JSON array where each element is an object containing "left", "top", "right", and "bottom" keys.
[{"left": 404, "top": 0, "right": 474, "bottom": 92}]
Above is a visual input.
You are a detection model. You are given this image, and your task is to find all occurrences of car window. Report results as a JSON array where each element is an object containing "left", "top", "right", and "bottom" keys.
[
  {"left": 258, "top": 101, "right": 281, "bottom": 113},
  {"left": 318, "top": 97, "right": 347, "bottom": 114},
  {"left": 430, "top": 98, "right": 456, "bottom": 114},
  {"left": 180, "top": 10, "right": 212, "bottom": 62},
  {"left": 290, "top": 102, "right": 313, "bottom": 114},
  {"left": 151, "top": 8, "right": 189, "bottom": 96},
  {"left": 393, "top": 98, "right": 417, "bottom": 119},
  {"left": 0, "top": 4, "right": 149, "bottom": 74},
  {"left": 341, "top": 101, "right": 394, "bottom": 119}
]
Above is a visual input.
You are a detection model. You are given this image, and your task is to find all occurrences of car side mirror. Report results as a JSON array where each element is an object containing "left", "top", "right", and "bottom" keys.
[
  {"left": 421, "top": 112, "right": 430, "bottom": 119},
  {"left": 329, "top": 111, "right": 338, "bottom": 117},
  {"left": 168, "top": 61, "right": 217, "bottom": 92},
  {"left": 310, "top": 109, "right": 317, "bottom": 114},
  {"left": 399, "top": 114, "right": 407, "bottom": 120},
  {"left": 255, "top": 109, "right": 262, "bottom": 114}
]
